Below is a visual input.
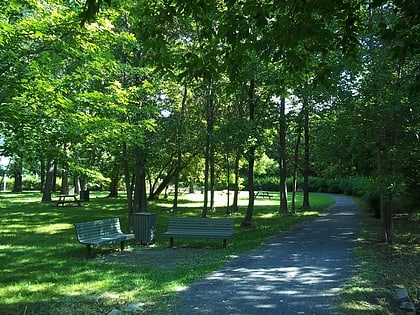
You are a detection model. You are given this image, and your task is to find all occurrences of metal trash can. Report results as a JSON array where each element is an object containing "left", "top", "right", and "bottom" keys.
[
  {"left": 133, "top": 212, "right": 156, "bottom": 245},
  {"left": 79, "top": 190, "right": 90, "bottom": 201}
]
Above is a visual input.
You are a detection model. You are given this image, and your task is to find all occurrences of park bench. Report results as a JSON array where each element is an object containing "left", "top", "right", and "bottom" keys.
[
  {"left": 254, "top": 191, "right": 273, "bottom": 199},
  {"left": 163, "top": 217, "right": 234, "bottom": 248},
  {"left": 74, "top": 218, "right": 134, "bottom": 257}
]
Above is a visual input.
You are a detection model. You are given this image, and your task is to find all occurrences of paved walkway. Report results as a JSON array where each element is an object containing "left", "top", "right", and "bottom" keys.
[{"left": 177, "top": 194, "right": 361, "bottom": 314}]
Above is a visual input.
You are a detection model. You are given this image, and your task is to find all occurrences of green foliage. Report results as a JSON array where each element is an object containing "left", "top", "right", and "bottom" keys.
[{"left": 253, "top": 176, "right": 279, "bottom": 191}]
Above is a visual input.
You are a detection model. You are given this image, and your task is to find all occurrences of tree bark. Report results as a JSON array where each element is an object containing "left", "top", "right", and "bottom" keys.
[
  {"left": 279, "top": 97, "right": 288, "bottom": 215},
  {"left": 302, "top": 97, "right": 310, "bottom": 209},
  {"left": 40, "top": 159, "right": 45, "bottom": 193},
  {"left": 133, "top": 146, "right": 147, "bottom": 213},
  {"left": 60, "top": 170, "right": 68, "bottom": 194},
  {"left": 122, "top": 142, "right": 134, "bottom": 230},
  {"left": 172, "top": 86, "right": 188, "bottom": 211},
  {"left": 108, "top": 163, "right": 119, "bottom": 197},
  {"left": 241, "top": 78, "right": 256, "bottom": 227},
  {"left": 202, "top": 81, "right": 214, "bottom": 218},
  {"left": 291, "top": 110, "right": 303, "bottom": 214},
  {"left": 42, "top": 159, "right": 54, "bottom": 202}
]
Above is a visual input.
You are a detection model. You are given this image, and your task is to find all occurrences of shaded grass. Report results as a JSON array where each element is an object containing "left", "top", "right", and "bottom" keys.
[
  {"left": 335, "top": 199, "right": 420, "bottom": 314},
  {"left": 0, "top": 191, "right": 333, "bottom": 314}
]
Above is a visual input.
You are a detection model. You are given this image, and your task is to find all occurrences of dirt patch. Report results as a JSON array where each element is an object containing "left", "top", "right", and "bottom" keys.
[{"left": 97, "top": 247, "right": 218, "bottom": 269}]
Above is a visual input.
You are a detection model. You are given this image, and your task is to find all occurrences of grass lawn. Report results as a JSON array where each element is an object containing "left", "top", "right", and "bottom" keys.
[
  {"left": 1, "top": 191, "right": 418, "bottom": 314},
  {"left": 0, "top": 190, "right": 330, "bottom": 314}
]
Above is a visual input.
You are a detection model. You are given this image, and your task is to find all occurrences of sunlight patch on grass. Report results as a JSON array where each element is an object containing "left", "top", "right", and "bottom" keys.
[
  {"left": 166, "top": 282, "right": 187, "bottom": 292},
  {"left": 260, "top": 212, "right": 277, "bottom": 218},
  {"left": 300, "top": 211, "right": 319, "bottom": 216},
  {"left": 340, "top": 301, "right": 383, "bottom": 311},
  {"left": 33, "top": 223, "right": 73, "bottom": 234}
]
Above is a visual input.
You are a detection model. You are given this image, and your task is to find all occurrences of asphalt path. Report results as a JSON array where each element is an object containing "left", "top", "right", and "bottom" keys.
[{"left": 177, "top": 194, "right": 361, "bottom": 315}]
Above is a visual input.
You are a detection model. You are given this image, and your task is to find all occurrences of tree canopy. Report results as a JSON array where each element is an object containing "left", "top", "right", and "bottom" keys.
[{"left": 1, "top": 0, "right": 419, "bottom": 242}]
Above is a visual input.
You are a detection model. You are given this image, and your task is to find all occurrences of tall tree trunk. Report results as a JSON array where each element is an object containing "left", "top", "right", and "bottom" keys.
[
  {"left": 279, "top": 97, "right": 288, "bottom": 215},
  {"left": 241, "top": 78, "right": 256, "bottom": 228},
  {"left": 202, "top": 81, "right": 214, "bottom": 218},
  {"left": 225, "top": 154, "right": 231, "bottom": 213},
  {"left": 133, "top": 146, "right": 147, "bottom": 213},
  {"left": 291, "top": 110, "right": 303, "bottom": 214},
  {"left": 172, "top": 86, "right": 188, "bottom": 212},
  {"left": 52, "top": 162, "right": 57, "bottom": 192},
  {"left": 232, "top": 148, "right": 241, "bottom": 212},
  {"left": 302, "top": 97, "right": 310, "bottom": 209},
  {"left": 210, "top": 135, "right": 215, "bottom": 211},
  {"left": 122, "top": 142, "right": 134, "bottom": 230},
  {"left": 40, "top": 159, "right": 45, "bottom": 193},
  {"left": 42, "top": 159, "right": 54, "bottom": 202}
]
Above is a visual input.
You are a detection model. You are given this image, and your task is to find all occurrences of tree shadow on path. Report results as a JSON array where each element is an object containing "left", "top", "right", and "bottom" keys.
[{"left": 176, "top": 194, "right": 361, "bottom": 315}]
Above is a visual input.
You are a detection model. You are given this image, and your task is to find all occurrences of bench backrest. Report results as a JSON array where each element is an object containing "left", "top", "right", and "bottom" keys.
[
  {"left": 74, "top": 218, "right": 123, "bottom": 241},
  {"left": 167, "top": 217, "right": 234, "bottom": 233}
]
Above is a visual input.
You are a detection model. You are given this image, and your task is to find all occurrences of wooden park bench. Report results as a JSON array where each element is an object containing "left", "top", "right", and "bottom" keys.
[
  {"left": 74, "top": 218, "right": 134, "bottom": 257},
  {"left": 163, "top": 217, "right": 234, "bottom": 248}
]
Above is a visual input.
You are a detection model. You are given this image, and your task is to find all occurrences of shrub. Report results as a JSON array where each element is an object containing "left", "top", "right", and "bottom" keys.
[{"left": 22, "top": 176, "right": 41, "bottom": 190}]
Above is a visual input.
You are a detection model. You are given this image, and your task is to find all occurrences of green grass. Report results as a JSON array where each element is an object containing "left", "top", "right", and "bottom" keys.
[
  {"left": 0, "top": 191, "right": 332, "bottom": 314},
  {"left": 335, "top": 199, "right": 420, "bottom": 314}
]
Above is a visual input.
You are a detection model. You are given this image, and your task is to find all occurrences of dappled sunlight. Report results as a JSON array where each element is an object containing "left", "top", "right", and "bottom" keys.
[
  {"left": 178, "top": 195, "right": 361, "bottom": 314},
  {"left": 0, "top": 191, "right": 338, "bottom": 313},
  {"left": 33, "top": 223, "right": 73, "bottom": 234}
]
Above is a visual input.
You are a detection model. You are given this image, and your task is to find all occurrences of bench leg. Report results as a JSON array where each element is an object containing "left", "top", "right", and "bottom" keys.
[
  {"left": 169, "top": 237, "right": 174, "bottom": 248},
  {"left": 120, "top": 241, "right": 125, "bottom": 251},
  {"left": 86, "top": 244, "right": 92, "bottom": 258}
]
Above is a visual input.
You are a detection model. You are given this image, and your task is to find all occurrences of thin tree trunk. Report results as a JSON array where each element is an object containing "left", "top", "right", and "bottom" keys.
[
  {"left": 40, "top": 159, "right": 45, "bottom": 193},
  {"left": 291, "top": 110, "right": 303, "bottom": 214},
  {"left": 133, "top": 146, "right": 147, "bottom": 213},
  {"left": 279, "top": 97, "right": 288, "bottom": 215},
  {"left": 172, "top": 86, "right": 188, "bottom": 212},
  {"left": 302, "top": 97, "right": 310, "bottom": 209},
  {"left": 52, "top": 161, "right": 57, "bottom": 192},
  {"left": 231, "top": 148, "right": 241, "bottom": 212},
  {"left": 122, "top": 142, "right": 134, "bottom": 230},
  {"left": 225, "top": 154, "right": 231, "bottom": 213},
  {"left": 210, "top": 138, "right": 215, "bottom": 211},
  {"left": 241, "top": 78, "right": 256, "bottom": 228},
  {"left": 202, "top": 81, "right": 214, "bottom": 218}
]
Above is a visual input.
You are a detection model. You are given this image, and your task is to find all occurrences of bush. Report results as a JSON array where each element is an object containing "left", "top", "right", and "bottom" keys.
[
  {"left": 22, "top": 176, "right": 41, "bottom": 190},
  {"left": 253, "top": 176, "right": 280, "bottom": 191}
]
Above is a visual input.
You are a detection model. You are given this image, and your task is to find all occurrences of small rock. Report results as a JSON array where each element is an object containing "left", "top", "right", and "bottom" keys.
[{"left": 123, "top": 302, "right": 144, "bottom": 312}]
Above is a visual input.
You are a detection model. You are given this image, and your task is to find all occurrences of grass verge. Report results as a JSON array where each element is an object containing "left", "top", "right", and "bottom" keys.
[
  {"left": 0, "top": 191, "right": 332, "bottom": 314},
  {"left": 335, "top": 198, "right": 419, "bottom": 314}
]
